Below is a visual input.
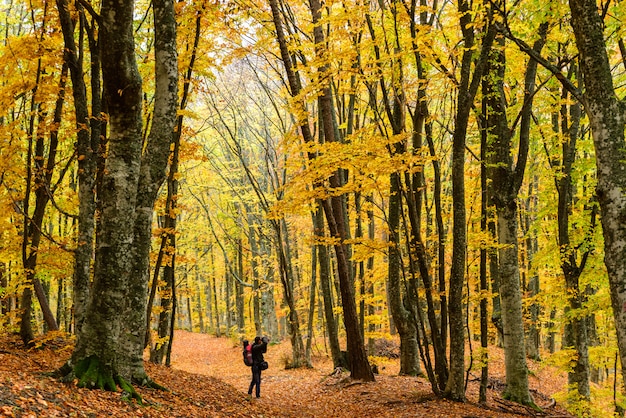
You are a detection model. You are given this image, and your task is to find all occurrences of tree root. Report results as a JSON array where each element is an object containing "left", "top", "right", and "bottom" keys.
[
  {"left": 66, "top": 356, "right": 144, "bottom": 404},
  {"left": 53, "top": 355, "right": 169, "bottom": 405},
  {"left": 499, "top": 394, "right": 543, "bottom": 412}
]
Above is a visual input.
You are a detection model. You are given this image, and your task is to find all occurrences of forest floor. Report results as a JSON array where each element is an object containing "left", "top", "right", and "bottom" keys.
[{"left": 0, "top": 330, "right": 573, "bottom": 417}]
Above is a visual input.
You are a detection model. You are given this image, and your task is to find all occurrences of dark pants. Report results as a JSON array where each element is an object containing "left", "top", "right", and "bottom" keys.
[{"left": 248, "top": 363, "right": 262, "bottom": 397}]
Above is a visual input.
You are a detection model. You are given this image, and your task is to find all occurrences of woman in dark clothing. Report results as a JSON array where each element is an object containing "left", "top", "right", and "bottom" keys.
[{"left": 248, "top": 336, "right": 268, "bottom": 398}]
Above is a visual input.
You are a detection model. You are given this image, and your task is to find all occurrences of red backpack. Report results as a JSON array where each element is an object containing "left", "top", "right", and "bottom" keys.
[{"left": 243, "top": 344, "right": 253, "bottom": 366}]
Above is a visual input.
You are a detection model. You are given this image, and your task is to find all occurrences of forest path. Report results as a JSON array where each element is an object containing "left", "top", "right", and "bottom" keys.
[{"left": 168, "top": 330, "right": 552, "bottom": 418}]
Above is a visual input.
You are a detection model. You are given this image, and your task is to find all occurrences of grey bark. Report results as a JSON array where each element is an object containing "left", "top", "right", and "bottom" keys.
[
  {"left": 523, "top": 177, "right": 541, "bottom": 361},
  {"left": 485, "top": 21, "right": 545, "bottom": 404},
  {"left": 551, "top": 76, "right": 592, "bottom": 401},
  {"left": 123, "top": 0, "right": 178, "bottom": 382},
  {"left": 568, "top": 0, "right": 626, "bottom": 393},
  {"left": 445, "top": 0, "right": 494, "bottom": 401},
  {"left": 56, "top": 0, "right": 98, "bottom": 332},
  {"left": 71, "top": 0, "right": 143, "bottom": 384}
]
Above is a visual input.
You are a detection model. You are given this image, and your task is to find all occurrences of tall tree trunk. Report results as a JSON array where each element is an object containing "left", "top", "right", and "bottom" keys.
[
  {"left": 523, "top": 177, "right": 541, "bottom": 361},
  {"left": 487, "top": 33, "right": 531, "bottom": 404},
  {"left": 309, "top": 0, "right": 373, "bottom": 381},
  {"left": 388, "top": 173, "right": 421, "bottom": 377},
  {"left": 305, "top": 236, "right": 317, "bottom": 367},
  {"left": 479, "top": 89, "right": 489, "bottom": 404},
  {"left": 123, "top": 0, "right": 178, "bottom": 383},
  {"left": 485, "top": 22, "right": 545, "bottom": 405},
  {"left": 553, "top": 67, "right": 592, "bottom": 402},
  {"left": 56, "top": 0, "right": 99, "bottom": 332},
  {"left": 267, "top": 0, "right": 372, "bottom": 380},
  {"left": 248, "top": 217, "right": 263, "bottom": 336},
  {"left": 68, "top": 0, "right": 144, "bottom": 393},
  {"left": 276, "top": 221, "right": 306, "bottom": 368},
  {"left": 236, "top": 237, "right": 245, "bottom": 333},
  {"left": 445, "top": 0, "right": 494, "bottom": 401},
  {"left": 20, "top": 63, "right": 66, "bottom": 344},
  {"left": 314, "top": 205, "right": 343, "bottom": 368},
  {"left": 569, "top": 0, "right": 626, "bottom": 391},
  {"left": 210, "top": 245, "right": 221, "bottom": 337}
]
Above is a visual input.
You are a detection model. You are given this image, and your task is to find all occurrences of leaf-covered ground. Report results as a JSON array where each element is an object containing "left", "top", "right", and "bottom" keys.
[{"left": 0, "top": 330, "right": 572, "bottom": 417}]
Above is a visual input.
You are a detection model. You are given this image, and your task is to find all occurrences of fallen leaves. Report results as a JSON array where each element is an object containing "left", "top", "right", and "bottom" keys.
[{"left": 0, "top": 331, "right": 574, "bottom": 417}]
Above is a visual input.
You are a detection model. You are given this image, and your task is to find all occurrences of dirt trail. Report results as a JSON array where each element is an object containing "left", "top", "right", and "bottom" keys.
[{"left": 168, "top": 330, "right": 538, "bottom": 418}]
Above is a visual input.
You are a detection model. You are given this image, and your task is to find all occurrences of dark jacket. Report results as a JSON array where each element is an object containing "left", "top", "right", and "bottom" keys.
[{"left": 251, "top": 340, "right": 267, "bottom": 364}]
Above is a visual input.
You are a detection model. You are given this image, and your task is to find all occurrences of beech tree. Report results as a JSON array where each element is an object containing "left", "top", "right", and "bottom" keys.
[
  {"left": 484, "top": 23, "right": 547, "bottom": 405},
  {"left": 568, "top": 0, "right": 626, "bottom": 395},
  {"left": 60, "top": 0, "right": 178, "bottom": 393}
]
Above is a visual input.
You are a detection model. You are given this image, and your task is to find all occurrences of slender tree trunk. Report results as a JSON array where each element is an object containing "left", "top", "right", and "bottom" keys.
[
  {"left": 524, "top": 178, "right": 541, "bottom": 361},
  {"left": 553, "top": 69, "right": 592, "bottom": 402},
  {"left": 56, "top": 0, "right": 98, "bottom": 332},
  {"left": 210, "top": 246, "right": 221, "bottom": 337},
  {"left": 479, "top": 90, "right": 489, "bottom": 404},
  {"left": 276, "top": 222, "right": 306, "bottom": 367},
  {"left": 388, "top": 173, "right": 421, "bottom": 377},
  {"left": 236, "top": 237, "right": 245, "bottom": 333},
  {"left": 309, "top": 0, "right": 373, "bottom": 381},
  {"left": 305, "top": 239, "right": 317, "bottom": 367},
  {"left": 20, "top": 63, "right": 67, "bottom": 344},
  {"left": 267, "top": 0, "right": 372, "bottom": 380},
  {"left": 314, "top": 205, "right": 343, "bottom": 368},
  {"left": 445, "top": 0, "right": 494, "bottom": 400},
  {"left": 248, "top": 218, "right": 262, "bottom": 336}
]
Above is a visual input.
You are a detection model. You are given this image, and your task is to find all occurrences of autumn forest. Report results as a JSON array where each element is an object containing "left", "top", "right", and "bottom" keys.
[{"left": 0, "top": 0, "right": 625, "bottom": 416}]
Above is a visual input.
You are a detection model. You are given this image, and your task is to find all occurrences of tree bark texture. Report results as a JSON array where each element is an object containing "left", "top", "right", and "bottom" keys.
[
  {"left": 70, "top": 0, "right": 143, "bottom": 390},
  {"left": 485, "top": 31, "right": 539, "bottom": 405},
  {"left": 119, "top": 0, "right": 178, "bottom": 383},
  {"left": 314, "top": 205, "right": 344, "bottom": 368},
  {"left": 568, "top": 0, "right": 626, "bottom": 391},
  {"left": 56, "top": 0, "right": 98, "bottom": 332},
  {"left": 555, "top": 78, "right": 591, "bottom": 401}
]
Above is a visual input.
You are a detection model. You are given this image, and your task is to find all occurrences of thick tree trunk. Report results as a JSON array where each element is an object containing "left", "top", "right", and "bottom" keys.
[
  {"left": 496, "top": 203, "right": 531, "bottom": 404},
  {"left": 69, "top": 0, "right": 143, "bottom": 394},
  {"left": 569, "top": 0, "right": 626, "bottom": 392},
  {"left": 487, "top": 35, "right": 535, "bottom": 401},
  {"left": 485, "top": 24, "right": 546, "bottom": 405},
  {"left": 122, "top": 0, "right": 178, "bottom": 383}
]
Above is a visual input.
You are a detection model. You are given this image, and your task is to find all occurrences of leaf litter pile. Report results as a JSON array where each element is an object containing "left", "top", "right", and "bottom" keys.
[{"left": 0, "top": 330, "right": 572, "bottom": 417}]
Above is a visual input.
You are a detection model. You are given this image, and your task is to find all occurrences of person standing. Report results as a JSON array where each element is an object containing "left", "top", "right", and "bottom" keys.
[{"left": 247, "top": 336, "right": 268, "bottom": 398}]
